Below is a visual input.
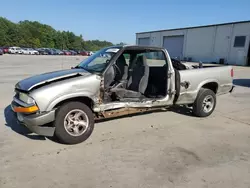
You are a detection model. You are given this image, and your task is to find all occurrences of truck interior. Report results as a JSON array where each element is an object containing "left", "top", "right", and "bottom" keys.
[{"left": 103, "top": 49, "right": 169, "bottom": 102}]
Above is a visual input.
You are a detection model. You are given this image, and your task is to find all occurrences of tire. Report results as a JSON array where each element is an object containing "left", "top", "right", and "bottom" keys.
[
  {"left": 54, "top": 101, "right": 94, "bottom": 144},
  {"left": 192, "top": 88, "right": 216, "bottom": 117}
]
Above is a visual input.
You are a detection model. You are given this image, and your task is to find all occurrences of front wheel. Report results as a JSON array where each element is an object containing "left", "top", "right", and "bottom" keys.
[
  {"left": 192, "top": 88, "right": 216, "bottom": 117},
  {"left": 54, "top": 102, "right": 95, "bottom": 144}
]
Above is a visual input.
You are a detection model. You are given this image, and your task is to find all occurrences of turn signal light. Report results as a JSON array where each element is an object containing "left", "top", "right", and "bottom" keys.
[{"left": 13, "top": 105, "right": 39, "bottom": 113}]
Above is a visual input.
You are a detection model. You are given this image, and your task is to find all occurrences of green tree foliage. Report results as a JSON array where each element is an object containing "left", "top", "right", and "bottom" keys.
[
  {"left": 116, "top": 42, "right": 127, "bottom": 46},
  {"left": 83, "top": 40, "right": 113, "bottom": 51},
  {"left": 0, "top": 17, "right": 114, "bottom": 50}
]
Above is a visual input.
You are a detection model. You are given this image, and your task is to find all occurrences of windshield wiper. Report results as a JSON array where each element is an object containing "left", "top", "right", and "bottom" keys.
[
  {"left": 73, "top": 65, "right": 89, "bottom": 71},
  {"left": 73, "top": 65, "right": 83, "bottom": 69},
  {"left": 73, "top": 65, "right": 96, "bottom": 73}
]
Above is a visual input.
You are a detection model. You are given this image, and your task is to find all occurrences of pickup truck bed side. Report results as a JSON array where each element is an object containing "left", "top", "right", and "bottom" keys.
[{"left": 176, "top": 65, "right": 233, "bottom": 104}]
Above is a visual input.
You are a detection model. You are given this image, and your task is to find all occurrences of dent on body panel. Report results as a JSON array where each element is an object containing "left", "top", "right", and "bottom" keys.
[
  {"left": 46, "top": 75, "right": 101, "bottom": 110},
  {"left": 31, "top": 75, "right": 101, "bottom": 111},
  {"left": 177, "top": 79, "right": 219, "bottom": 104},
  {"left": 176, "top": 91, "right": 197, "bottom": 104}
]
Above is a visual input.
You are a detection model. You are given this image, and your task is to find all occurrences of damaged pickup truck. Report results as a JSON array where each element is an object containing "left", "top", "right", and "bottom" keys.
[{"left": 11, "top": 45, "right": 234, "bottom": 144}]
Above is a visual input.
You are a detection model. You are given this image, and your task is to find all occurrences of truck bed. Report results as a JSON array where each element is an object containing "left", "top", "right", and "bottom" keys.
[{"left": 176, "top": 65, "right": 233, "bottom": 104}]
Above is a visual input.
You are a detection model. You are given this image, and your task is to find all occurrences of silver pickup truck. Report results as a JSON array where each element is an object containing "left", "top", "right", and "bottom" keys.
[{"left": 11, "top": 45, "right": 234, "bottom": 144}]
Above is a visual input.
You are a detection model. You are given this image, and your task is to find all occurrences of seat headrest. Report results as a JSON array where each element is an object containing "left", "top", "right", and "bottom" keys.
[
  {"left": 117, "top": 54, "right": 126, "bottom": 65},
  {"left": 135, "top": 55, "right": 147, "bottom": 66}
]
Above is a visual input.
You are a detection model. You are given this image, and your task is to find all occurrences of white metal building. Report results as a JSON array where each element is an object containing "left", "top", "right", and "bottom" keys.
[{"left": 136, "top": 21, "right": 250, "bottom": 66}]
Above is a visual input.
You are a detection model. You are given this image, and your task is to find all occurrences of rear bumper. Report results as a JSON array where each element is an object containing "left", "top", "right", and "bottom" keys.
[{"left": 11, "top": 101, "right": 56, "bottom": 136}]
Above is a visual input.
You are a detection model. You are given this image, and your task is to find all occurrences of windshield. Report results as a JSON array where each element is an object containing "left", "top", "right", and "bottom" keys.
[{"left": 76, "top": 46, "right": 121, "bottom": 73}]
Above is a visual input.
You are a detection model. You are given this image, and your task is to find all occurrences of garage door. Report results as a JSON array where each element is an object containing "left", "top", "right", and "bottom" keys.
[
  {"left": 163, "top": 35, "right": 184, "bottom": 59},
  {"left": 138, "top": 37, "right": 150, "bottom": 46}
]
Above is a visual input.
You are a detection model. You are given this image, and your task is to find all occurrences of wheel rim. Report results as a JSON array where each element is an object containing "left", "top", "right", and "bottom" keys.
[
  {"left": 64, "top": 109, "right": 89, "bottom": 137},
  {"left": 202, "top": 95, "right": 214, "bottom": 113}
]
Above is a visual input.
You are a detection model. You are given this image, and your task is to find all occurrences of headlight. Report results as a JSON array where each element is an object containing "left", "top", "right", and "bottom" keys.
[{"left": 19, "top": 93, "right": 35, "bottom": 104}]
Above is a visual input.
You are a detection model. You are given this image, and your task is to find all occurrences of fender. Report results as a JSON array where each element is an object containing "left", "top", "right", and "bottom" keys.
[
  {"left": 46, "top": 91, "right": 98, "bottom": 111},
  {"left": 176, "top": 79, "right": 219, "bottom": 105},
  {"left": 194, "top": 79, "right": 219, "bottom": 98}
]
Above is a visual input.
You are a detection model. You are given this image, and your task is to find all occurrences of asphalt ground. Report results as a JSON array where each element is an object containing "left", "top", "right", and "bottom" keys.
[{"left": 1, "top": 54, "right": 250, "bottom": 188}]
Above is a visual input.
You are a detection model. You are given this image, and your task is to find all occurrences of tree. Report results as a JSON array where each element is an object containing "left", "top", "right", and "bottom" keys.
[
  {"left": 116, "top": 42, "right": 127, "bottom": 45},
  {"left": 0, "top": 17, "right": 114, "bottom": 50}
]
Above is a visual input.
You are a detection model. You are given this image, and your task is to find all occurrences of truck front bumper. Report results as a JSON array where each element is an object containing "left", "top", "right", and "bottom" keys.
[{"left": 11, "top": 102, "right": 56, "bottom": 136}]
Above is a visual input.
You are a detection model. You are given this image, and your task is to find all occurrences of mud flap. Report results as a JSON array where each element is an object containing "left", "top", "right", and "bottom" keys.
[{"left": 229, "top": 85, "right": 235, "bottom": 93}]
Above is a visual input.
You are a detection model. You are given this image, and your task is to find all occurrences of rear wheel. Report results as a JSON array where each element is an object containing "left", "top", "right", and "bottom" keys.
[
  {"left": 192, "top": 88, "right": 216, "bottom": 117},
  {"left": 54, "top": 102, "right": 94, "bottom": 144}
]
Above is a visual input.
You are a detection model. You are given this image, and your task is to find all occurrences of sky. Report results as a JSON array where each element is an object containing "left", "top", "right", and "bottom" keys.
[{"left": 0, "top": 0, "right": 250, "bottom": 44}]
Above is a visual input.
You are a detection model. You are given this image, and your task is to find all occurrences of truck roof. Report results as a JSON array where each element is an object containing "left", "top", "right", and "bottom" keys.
[{"left": 109, "top": 45, "right": 164, "bottom": 50}]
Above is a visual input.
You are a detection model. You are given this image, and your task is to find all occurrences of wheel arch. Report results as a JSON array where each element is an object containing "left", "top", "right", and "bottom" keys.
[
  {"left": 47, "top": 95, "right": 95, "bottom": 111},
  {"left": 200, "top": 81, "right": 219, "bottom": 94},
  {"left": 55, "top": 96, "right": 94, "bottom": 109},
  {"left": 191, "top": 80, "right": 219, "bottom": 104}
]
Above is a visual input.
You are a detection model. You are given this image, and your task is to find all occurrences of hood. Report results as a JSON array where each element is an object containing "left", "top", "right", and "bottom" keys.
[{"left": 16, "top": 68, "right": 90, "bottom": 91}]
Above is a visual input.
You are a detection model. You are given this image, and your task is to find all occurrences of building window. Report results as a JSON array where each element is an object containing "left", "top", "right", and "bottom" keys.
[{"left": 234, "top": 36, "right": 246, "bottom": 47}]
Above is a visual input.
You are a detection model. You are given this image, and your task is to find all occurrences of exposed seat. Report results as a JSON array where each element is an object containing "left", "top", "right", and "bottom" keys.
[
  {"left": 104, "top": 54, "right": 128, "bottom": 88},
  {"left": 114, "top": 54, "right": 128, "bottom": 83},
  {"left": 110, "top": 55, "right": 149, "bottom": 99}
]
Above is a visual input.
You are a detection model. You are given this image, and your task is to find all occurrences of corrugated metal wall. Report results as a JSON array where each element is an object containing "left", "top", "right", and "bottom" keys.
[
  {"left": 163, "top": 35, "right": 184, "bottom": 59},
  {"left": 136, "top": 22, "right": 250, "bottom": 65}
]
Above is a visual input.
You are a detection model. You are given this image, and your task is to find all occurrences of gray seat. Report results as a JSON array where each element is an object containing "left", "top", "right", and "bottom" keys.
[
  {"left": 114, "top": 55, "right": 128, "bottom": 83},
  {"left": 110, "top": 55, "right": 149, "bottom": 99},
  {"left": 104, "top": 55, "right": 128, "bottom": 88}
]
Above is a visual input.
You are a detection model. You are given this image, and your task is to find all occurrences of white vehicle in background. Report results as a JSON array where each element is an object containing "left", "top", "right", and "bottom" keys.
[
  {"left": 88, "top": 51, "right": 94, "bottom": 56},
  {"left": 21, "top": 48, "right": 39, "bottom": 55},
  {"left": 9, "top": 47, "right": 22, "bottom": 54}
]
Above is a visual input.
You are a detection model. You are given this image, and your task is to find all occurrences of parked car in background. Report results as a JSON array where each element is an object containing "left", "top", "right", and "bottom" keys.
[
  {"left": 87, "top": 51, "right": 94, "bottom": 56},
  {"left": 62, "top": 50, "right": 71, "bottom": 55},
  {"left": 45, "top": 48, "right": 55, "bottom": 55},
  {"left": 51, "top": 49, "right": 63, "bottom": 55},
  {"left": 54, "top": 49, "right": 64, "bottom": 55},
  {"left": 36, "top": 48, "right": 48, "bottom": 55},
  {"left": 20, "top": 48, "right": 29, "bottom": 55},
  {"left": 9, "top": 47, "right": 22, "bottom": 54},
  {"left": 69, "top": 50, "right": 77, "bottom": 55},
  {"left": 2, "top": 47, "right": 9, "bottom": 54},
  {"left": 30, "top": 48, "right": 39, "bottom": 55},
  {"left": 70, "top": 49, "right": 81, "bottom": 54},
  {"left": 21, "top": 48, "right": 39, "bottom": 55},
  {"left": 79, "top": 50, "right": 88, "bottom": 56},
  {"left": 51, "top": 49, "right": 57, "bottom": 55},
  {"left": 0, "top": 48, "right": 3, "bottom": 55}
]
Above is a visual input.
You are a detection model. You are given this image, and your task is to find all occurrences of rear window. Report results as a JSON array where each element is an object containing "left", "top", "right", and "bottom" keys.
[{"left": 139, "top": 50, "right": 167, "bottom": 67}]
